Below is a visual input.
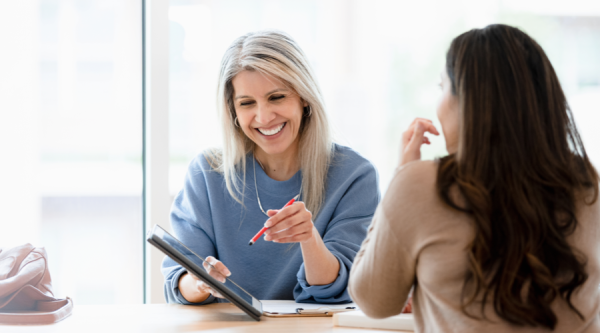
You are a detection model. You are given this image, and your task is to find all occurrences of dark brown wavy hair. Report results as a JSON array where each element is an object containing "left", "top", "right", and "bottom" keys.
[{"left": 437, "top": 24, "right": 599, "bottom": 329}]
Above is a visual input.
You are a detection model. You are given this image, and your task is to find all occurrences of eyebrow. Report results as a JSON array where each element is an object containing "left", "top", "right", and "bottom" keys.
[{"left": 234, "top": 88, "right": 289, "bottom": 100}]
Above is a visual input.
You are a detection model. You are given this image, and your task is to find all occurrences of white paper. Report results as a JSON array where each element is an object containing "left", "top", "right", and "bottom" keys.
[
  {"left": 334, "top": 311, "right": 414, "bottom": 331},
  {"left": 261, "top": 300, "right": 358, "bottom": 314}
]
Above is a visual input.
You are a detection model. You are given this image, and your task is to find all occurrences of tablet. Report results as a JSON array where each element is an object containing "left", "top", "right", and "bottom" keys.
[{"left": 146, "top": 225, "right": 263, "bottom": 321}]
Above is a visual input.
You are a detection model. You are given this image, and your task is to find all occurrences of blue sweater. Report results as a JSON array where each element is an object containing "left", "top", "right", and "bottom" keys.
[{"left": 162, "top": 144, "right": 380, "bottom": 304}]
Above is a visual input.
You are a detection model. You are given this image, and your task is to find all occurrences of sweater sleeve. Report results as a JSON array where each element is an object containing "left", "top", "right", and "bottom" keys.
[
  {"left": 348, "top": 206, "right": 414, "bottom": 317},
  {"left": 348, "top": 164, "right": 421, "bottom": 318},
  {"left": 294, "top": 158, "right": 380, "bottom": 303},
  {"left": 161, "top": 156, "right": 218, "bottom": 305}
]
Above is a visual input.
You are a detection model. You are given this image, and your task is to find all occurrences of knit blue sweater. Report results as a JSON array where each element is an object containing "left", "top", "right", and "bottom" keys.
[{"left": 162, "top": 144, "right": 380, "bottom": 304}]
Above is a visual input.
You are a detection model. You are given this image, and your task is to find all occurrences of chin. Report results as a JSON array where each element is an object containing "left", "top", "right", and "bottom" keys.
[
  {"left": 254, "top": 135, "right": 298, "bottom": 157},
  {"left": 257, "top": 144, "right": 291, "bottom": 156}
]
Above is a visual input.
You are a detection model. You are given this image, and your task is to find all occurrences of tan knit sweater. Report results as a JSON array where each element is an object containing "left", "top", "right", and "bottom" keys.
[{"left": 349, "top": 160, "right": 600, "bottom": 333}]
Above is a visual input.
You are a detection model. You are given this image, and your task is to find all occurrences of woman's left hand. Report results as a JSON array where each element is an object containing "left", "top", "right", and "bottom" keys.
[{"left": 263, "top": 202, "right": 315, "bottom": 243}]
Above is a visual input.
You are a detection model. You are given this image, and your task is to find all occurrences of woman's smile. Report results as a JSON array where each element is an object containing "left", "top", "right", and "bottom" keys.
[{"left": 256, "top": 122, "right": 286, "bottom": 136}]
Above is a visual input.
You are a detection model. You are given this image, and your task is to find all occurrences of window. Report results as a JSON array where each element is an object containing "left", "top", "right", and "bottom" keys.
[
  {"left": 2, "top": 0, "right": 598, "bottom": 305},
  {"left": 0, "top": 0, "right": 143, "bottom": 304},
  {"left": 167, "top": 0, "right": 600, "bottom": 195}
]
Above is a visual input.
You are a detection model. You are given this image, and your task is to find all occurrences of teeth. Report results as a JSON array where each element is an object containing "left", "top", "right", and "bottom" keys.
[{"left": 258, "top": 123, "right": 285, "bottom": 136}]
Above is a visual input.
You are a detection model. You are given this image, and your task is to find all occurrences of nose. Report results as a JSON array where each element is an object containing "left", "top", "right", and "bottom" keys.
[{"left": 254, "top": 102, "right": 276, "bottom": 125}]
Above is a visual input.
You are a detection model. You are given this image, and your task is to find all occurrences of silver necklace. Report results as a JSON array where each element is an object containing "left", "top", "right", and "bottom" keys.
[{"left": 253, "top": 154, "right": 302, "bottom": 217}]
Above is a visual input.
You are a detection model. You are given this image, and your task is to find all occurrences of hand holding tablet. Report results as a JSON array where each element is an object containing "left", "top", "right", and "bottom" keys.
[
  {"left": 180, "top": 256, "right": 230, "bottom": 301},
  {"left": 147, "top": 225, "right": 263, "bottom": 321}
]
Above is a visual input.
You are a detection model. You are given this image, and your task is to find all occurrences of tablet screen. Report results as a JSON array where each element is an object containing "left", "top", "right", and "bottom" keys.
[{"left": 149, "top": 225, "right": 262, "bottom": 319}]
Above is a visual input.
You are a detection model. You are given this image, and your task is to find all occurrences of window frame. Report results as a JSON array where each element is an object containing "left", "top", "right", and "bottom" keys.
[{"left": 143, "top": 0, "right": 170, "bottom": 304}]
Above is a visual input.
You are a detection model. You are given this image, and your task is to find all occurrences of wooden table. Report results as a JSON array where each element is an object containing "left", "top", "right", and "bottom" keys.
[{"left": 1, "top": 303, "right": 411, "bottom": 333}]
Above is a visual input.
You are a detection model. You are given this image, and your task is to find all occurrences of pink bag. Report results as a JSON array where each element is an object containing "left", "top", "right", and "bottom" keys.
[{"left": 0, "top": 244, "right": 73, "bottom": 325}]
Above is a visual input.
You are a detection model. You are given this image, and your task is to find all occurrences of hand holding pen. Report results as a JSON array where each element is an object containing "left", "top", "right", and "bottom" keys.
[
  {"left": 264, "top": 200, "right": 315, "bottom": 243},
  {"left": 249, "top": 194, "right": 315, "bottom": 245}
]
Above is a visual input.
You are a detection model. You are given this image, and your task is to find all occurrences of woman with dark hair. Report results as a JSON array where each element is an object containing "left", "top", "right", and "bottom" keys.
[{"left": 349, "top": 24, "right": 600, "bottom": 332}]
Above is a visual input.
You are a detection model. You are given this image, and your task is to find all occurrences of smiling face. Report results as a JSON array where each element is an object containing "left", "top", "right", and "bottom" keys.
[
  {"left": 437, "top": 67, "right": 460, "bottom": 154},
  {"left": 232, "top": 70, "right": 307, "bottom": 159}
]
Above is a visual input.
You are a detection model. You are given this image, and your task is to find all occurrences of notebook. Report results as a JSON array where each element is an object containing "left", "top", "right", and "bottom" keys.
[
  {"left": 262, "top": 300, "right": 358, "bottom": 317},
  {"left": 333, "top": 310, "right": 415, "bottom": 331}
]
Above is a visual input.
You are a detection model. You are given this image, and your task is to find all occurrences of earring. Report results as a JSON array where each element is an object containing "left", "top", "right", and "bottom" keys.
[
  {"left": 304, "top": 106, "right": 312, "bottom": 117},
  {"left": 234, "top": 117, "right": 240, "bottom": 127}
]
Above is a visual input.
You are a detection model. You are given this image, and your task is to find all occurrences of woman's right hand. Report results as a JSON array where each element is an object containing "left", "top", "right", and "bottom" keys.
[
  {"left": 178, "top": 256, "right": 231, "bottom": 302},
  {"left": 399, "top": 118, "right": 440, "bottom": 167}
]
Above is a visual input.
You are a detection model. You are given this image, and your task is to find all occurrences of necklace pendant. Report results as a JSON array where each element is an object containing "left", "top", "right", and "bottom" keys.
[{"left": 253, "top": 154, "right": 301, "bottom": 218}]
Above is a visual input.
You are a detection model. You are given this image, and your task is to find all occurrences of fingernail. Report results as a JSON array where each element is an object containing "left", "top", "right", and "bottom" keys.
[{"left": 225, "top": 269, "right": 231, "bottom": 276}]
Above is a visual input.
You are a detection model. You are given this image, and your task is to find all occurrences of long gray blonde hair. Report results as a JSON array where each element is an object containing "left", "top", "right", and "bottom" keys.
[{"left": 206, "top": 30, "right": 333, "bottom": 217}]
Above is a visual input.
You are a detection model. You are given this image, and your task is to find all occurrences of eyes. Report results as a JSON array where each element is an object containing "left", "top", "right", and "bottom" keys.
[{"left": 238, "top": 94, "right": 285, "bottom": 107}]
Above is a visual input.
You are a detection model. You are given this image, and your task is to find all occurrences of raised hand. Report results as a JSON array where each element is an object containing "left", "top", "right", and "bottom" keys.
[{"left": 399, "top": 118, "right": 440, "bottom": 167}]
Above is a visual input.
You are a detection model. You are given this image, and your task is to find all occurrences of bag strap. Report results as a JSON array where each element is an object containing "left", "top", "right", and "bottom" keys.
[{"left": 0, "top": 297, "right": 73, "bottom": 325}]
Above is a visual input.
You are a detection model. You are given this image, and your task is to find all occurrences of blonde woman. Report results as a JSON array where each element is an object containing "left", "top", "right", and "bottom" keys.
[{"left": 162, "top": 30, "right": 379, "bottom": 304}]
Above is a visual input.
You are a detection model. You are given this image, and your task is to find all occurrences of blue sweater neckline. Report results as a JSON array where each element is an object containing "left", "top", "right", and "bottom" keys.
[{"left": 250, "top": 154, "right": 302, "bottom": 197}]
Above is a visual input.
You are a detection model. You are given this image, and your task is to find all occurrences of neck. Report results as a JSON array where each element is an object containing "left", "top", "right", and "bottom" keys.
[
  {"left": 447, "top": 145, "right": 458, "bottom": 155},
  {"left": 446, "top": 136, "right": 459, "bottom": 155},
  {"left": 254, "top": 145, "right": 300, "bottom": 181}
]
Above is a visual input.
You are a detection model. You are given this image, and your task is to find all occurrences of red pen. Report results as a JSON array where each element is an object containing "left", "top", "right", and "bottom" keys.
[{"left": 248, "top": 194, "right": 300, "bottom": 246}]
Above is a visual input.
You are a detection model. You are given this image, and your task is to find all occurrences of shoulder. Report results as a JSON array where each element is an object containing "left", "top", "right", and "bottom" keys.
[
  {"left": 391, "top": 160, "right": 439, "bottom": 190},
  {"left": 322, "top": 144, "right": 379, "bottom": 208},
  {"left": 184, "top": 149, "right": 224, "bottom": 183},
  {"left": 379, "top": 160, "right": 469, "bottom": 250},
  {"left": 188, "top": 149, "right": 219, "bottom": 171},
  {"left": 320, "top": 145, "right": 380, "bottom": 220},
  {"left": 330, "top": 144, "right": 377, "bottom": 177},
  {"left": 174, "top": 150, "right": 229, "bottom": 207},
  {"left": 382, "top": 160, "right": 440, "bottom": 218}
]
